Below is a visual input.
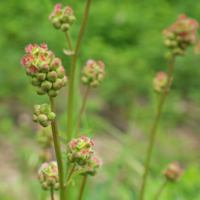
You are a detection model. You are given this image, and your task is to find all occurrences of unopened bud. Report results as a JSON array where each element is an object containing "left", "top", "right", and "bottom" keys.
[
  {"left": 40, "top": 121, "right": 51, "bottom": 127},
  {"left": 42, "top": 182, "right": 51, "bottom": 190},
  {"left": 41, "top": 80, "right": 53, "bottom": 90},
  {"left": 36, "top": 86, "right": 47, "bottom": 95},
  {"left": 39, "top": 63, "right": 50, "bottom": 73},
  {"left": 48, "top": 112, "right": 56, "bottom": 121},
  {"left": 90, "top": 80, "right": 99, "bottom": 87},
  {"left": 50, "top": 58, "right": 62, "bottom": 71},
  {"left": 56, "top": 66, "right": 65, "bottom": 78},
  {"left": 33, "top": 115, "right": 38, "bottom": 122},
  {"left": 53, "top": 183, "right": 59, "bottom": 190},
  {"left": 38, "top": 174, "right": 44, "bottom": 183},
  {"left": 81, "top": 76, "right": 89, "bottom": 84},
  {"left": 48, "top": 51, "right": 55, "bottom": 60},
  {"left": 38, "top": 114, "right": 48, "bottom": 123},
  {"left": 30, "top": 77, "right": 41, "bottom": 86},
  {"left": 46, "top": 177, "right": 56, "bottom": 186},
  {"left": 61, "top": 14, "right": 69, "bottom": 23},
  {"left": 62, "top": 76, "right": 68, "bottom": 86},
  {"left": 61, "top": 23, "right": 70, "bottom": 32},
  {"left": 37, "top": 73, "right": 47, "bottom": 81},
  {"left": 40, "top": 104, "right": 51, "bottom": 114},
  {"left": 48, "top": 89, "right": 59, "bottom": 97},
  {"left": 47, "top": 71, "right": 58, "bottom": 82},
  {"left": 52, "top": 18, "right": 61, "bottom": 29},
  {"left": 53, "top": 79, "right": 64, "bottom": 90},
  {"left": 68, "top": 15, "right": 76, "bottom": 24}
]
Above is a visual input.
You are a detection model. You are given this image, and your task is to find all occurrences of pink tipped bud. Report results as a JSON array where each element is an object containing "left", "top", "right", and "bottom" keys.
[
  {"left": 62, "top": 76, "right": 69, "bottom": 86},
  {"left": 36, "top": 73, "right": 47, "bottom": 81},
  {"left": 50, "top": 58, "right": 62, "bottom": 70},
  {"left": 52, "top": 78, "right": 64, "bottom": 90},
  {"left": 41, "top": 80, "right": 53, "bottom": 90},
  {"left": 54, "top": 4, "right": 62, "bottom": 10},
  {"left": 39, "top": 63, "right": 50, "bottom": 73},
  {"left": 56, "top": 66, "right": 66, "bottom": 78},
  {"left": 30, "top": 77, "right": 41, "bottom": 86},
  {"left": 61, "top": 23, "right": 70, "bottom": 32},
  {"left": 37, "top": 114, "right": 48, "bottom": 123},
  {"left": 47, "top": 71, "right": 58, "bottom": 82},
  {"left": 48, "top": 89, "right": 59, "bottom": 97},
  {"left": 47, "top": 112, "right": 56, "bottom": 121},
  {"left": 36, "top": 86, "right": 47, "bottom": 95}
]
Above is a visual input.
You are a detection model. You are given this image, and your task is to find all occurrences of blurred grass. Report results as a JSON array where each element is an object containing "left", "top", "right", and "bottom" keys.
[{"left": 1, "top": 0, "right": 200, "bottom": 200}]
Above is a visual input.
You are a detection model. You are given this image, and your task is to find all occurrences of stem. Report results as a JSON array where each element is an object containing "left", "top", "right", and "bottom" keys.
[
  {"left": 65, "top": 32, "right": 74, "bottom": 52},
  {"left": 78, "top": 176, "right": 88, "bottom": 200},
  {"left": 152, "top": 179, "right": 168, "bottom": 200},
  {"left": 75, "top": 86, "right": 90, "bottom": 138},
  {"left": 67, "top": 0, "right": 92, "bottom": 142},
  {"left": 49, "top": 97, "right": 66, "bottom": 200},
  {"left": 67, "top": 162, "right": 77, "bottom": 183},
  {"left": 51, "top": 188, "right": 54, "bottom": 200},
  {"left": 138, "top": 57, "right": 175, "bottom": 200}
]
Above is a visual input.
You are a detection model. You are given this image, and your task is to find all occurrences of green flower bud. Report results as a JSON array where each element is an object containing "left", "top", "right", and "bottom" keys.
[
  {"left": 68, "top": 15, "right": 76, "bottom": 24},
  {"left": 62, "top": 76, "right": 68, "bottom": 86},
  {"left": 37, "top": 73, "right": 47, "bottom": 81},
  {"left": 38, "top": 174, "right": 44, "bottom": 183},
  {"left": 52, "top": 78, "right": 64, "bottom": 90},
  {"left": 36, "top": 86, "right": 47, "bottom": 95},
  {"left": 40, "top": 104, "right": 51, "bottom": 114},
  {"left": 37, "top": 114, "right": 48, "bottom": 123},
  {"left": 50, "top": 58, "right": 62, "bottom": 71},
  {"left": 42, "top": 182, "right": 51, "bottom": 190},
  {"left": 46, "top": 177, "right": 56, "bottom": 186},
  {"left": 39, "top": 63, "right": 50, "bottom": 73},
  {"left": 56, "top": 66, "right": 65, "bottom": 78},
  {"left": 52, "top": 18, "right": 61, "bottom": 29},
  {"left": 48, "top": 51, "right": 55, "bottom": 60},
  {"left": 41, "top": 80, "right": 53, "bottom": 90},
  {"left": 40, "top": 121, "right": 51, "bottom": 127},
  {"left": 33, "top": 115, "right": 38, "bottom": 122},
  {"left": 61, "top": 23, "right": 70, "bottom": 32},
  {"left": 48, "top": 89, "right": 59, "bottom": 97},
  {"left": 90, "top": 80, "right": 99, "bottom": 87},
  {"left": 48, "top": 112, "right": 56, "bottom": 121},
  {"left": 53, "top": 183, "right": 59, "bottom": 190},
  {"left": 47, "top": 71, "right": 57, "bottom": 82},
  {"left": 81, "top": 76, "right": 89, "bottom": 84},
  {"left": 30, "top": 77, "right": 41, "bottom": 86},
  {"left": 26, "top": 68, "right": 33, "bottom": 77},
  {"left": 34, "top": 104, "right": 40, "bottom": 111},
  {"left": 34, "top": 110, "right": 40, "bottom": 116},
  {"left": 61, "top": 14, "right": 69, "bottom": 23}
]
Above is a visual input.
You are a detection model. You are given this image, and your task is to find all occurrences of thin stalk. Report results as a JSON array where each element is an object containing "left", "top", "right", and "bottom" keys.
[
  {"left": 138, "top": 57, "right": 175, "bottom": 200},
  {"left": 67, "top": 162, "right": 77, "bottom": 183},
  {"left": 152, "top": 180, "right": 168, "bottom": 200},
  {"left": 65, "top": 32, "right": 74, "bottom": 52},
  {"left": 78, "top": 176, "right": 88, "bottom": 200},
  {"left": 51, "top": 188, "right": 54, "bottom": 200},
  {"left": 67, "top": 0, "right": 92, "bottom": 142},
  {"left": 49, "top": 97, "right": 66, "bottom": 200},
  {"left": 75, "top": 86, "right": 90, "bottom": 138}
]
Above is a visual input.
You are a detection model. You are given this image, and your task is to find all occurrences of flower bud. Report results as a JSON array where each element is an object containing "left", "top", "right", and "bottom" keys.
[
  {"left": 61, "top": 23, "right": 70, "bottom": 32},
  {"left": 30, "top": 77, "right": 41, "bottom": 86},
  {"left": 38, "top": 114, "right": 48, "bottom": 123},
  {"left": 81, "top": 76, "right": 89, "bottom": 84},
  {"left": 33, "top": 115, "right": 38, "bottom": 122},
  {"left": 41, "top": 80, "right": 53, "bottom": 90},
  {"left": 39, "top": 63, "right": 50, "bottom": 73},
  {"left": 90, "top": 80, "right": 99, "bottom": 87},
  {"left": 62, "top": 76, "right": 68, "bottom": 86},
  {"left": 34, "top": 104, "right": 41, "bottom": 111},
  {"left": 48, "top": 89, "right": 59, "bottom": 97},
  {"left": 68, "top": 15, "right": 76, "bottom": 24},
  {"left": 47, "top": 71, "right": 58, "bottom": 82},
  {"left": 48, "top": 112, "right": 56, "bottom": 121},
  {"left": 53, "top": 183, "right": 59, "bottom": 190},
  {"left": 56, "top": 66, "right": 65, "bottom": 78},
  {"left": 26, "top": 68, "right": 33, "bottom": 77},
  {"left": 42, "top": 182, "right": 51, "bottom": 190},
  {"left": 36, "top": 86, "right": 47, "bottom": 95},
  {"left": 61, "top": 14, "right": 69, "bottom": 23},
  {"left": 52, "top": 18, "right": 61, "bottom": 29},
  {"left": 38, "top": 174, "right": 44, "bottom": 183},
  {"left": 50, "top": 58, "right": 62, "bottom": 71},
  {"left": 40, "top": 121, "right": 51, "bottom": 127},
  {"left": 37, "top": 73, "right": 47, "bottom": 81},
  {"left": 40, "top": 104, "right": 51, "bottom": 114},
  {"left": 48, "top": 51, "right": 55, "bottom": 60},
  {"left": 46, "top": 177, "right": 56, "bottom": 186},
  {"left": 52, "top": 79, "right": 64, "bottom": 90}
]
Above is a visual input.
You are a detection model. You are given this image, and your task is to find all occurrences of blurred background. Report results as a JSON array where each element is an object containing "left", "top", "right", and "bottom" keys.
[{"left": 1, "top": 0, "right": 200, "bottom": 199}]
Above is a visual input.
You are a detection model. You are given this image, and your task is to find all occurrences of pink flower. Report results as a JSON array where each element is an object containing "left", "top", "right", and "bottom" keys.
[
  {"left": 98, "top": 61, "right": 105, "bottom": 69},
  {"left": 40, "top": 55, "right": 46, "bottom": 61},
  {"left": 66, "top": 6, "right": 73, "bottom": 14},
  {"left": 87, "top": 59, "right": 95, "bottom": 67},
  {"left": 90, "top": 140, "right": 95, "bottom": 146},
  {"left": 25, "top": 44, "right": 33, "bottom": 53},
  {"left": 54, "top": 4, "right": 62, "bottom": 10},
  {"left": 54, "top": 9, "right": 59, "bottom": 15},
  {"left": 29, "top": 66, "right": 38, "bottom": 73},
  {"left": 21, "top": 57, "right": 26, "bottom": 67},
  {"left": 41, "top": 43, "right": 48, "bottom": 49},
  {"left": 178, "top": 14, "right": 186, "bottom": 20},
  {"left": 157, "top": 72, "right": 165, "bottom": 77}
]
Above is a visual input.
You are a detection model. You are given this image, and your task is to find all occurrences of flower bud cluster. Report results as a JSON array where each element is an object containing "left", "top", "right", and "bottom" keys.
[
  {"left": 67, "top": 135, "right": 95, "bottom": 166},
  {"left": 36, "top": 126, "right": 53, "bottom": 148},
  {"left": 21, "top": 44, "right": 68, "bottom": 97},
  {"left": 152, "top": 72, "right": 172, "bottom": 93},
  {"left": 38, "top": 162, "right": 59, "bottom": 190},
  {"left": 80, "top": 152, "right": 102, "bottom": 176},
  {"left": 163, "top": 14, "right": 199, "bottom": 58},
  {"left": 33, "top": 104, "right": 56, "bottom": 127},
  {"left": 49, "top": 4, "right": 76, "bottom": 32},
  {"left": 162, "top": 162, "right": 184, "bottom": 182},
  {"left": 81, "top": 60, "right": 105, "bottom": 87}
]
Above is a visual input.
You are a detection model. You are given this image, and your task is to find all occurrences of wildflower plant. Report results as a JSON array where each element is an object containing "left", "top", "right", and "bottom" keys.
[{"left": 19, "top": 1, "right": 198, "bottom": 199}]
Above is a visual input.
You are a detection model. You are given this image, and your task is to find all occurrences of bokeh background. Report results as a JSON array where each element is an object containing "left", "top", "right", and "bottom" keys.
[{"left": 1, "top": 0, "right": 200, "bottom": 199}]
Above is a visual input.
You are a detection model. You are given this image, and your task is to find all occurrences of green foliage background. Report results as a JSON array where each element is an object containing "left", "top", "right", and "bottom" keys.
[{"left": 0, "top": 0, "right": 200, "bottom": 200}]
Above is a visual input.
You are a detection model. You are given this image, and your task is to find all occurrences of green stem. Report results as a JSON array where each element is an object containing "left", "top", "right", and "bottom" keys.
[
  {"left": 138, "top": 57, "right": 175, "bottom": 200},
  {"left": 152, "top": 179, "right": 168, "bottom": 200},
  {"left": 67, "top": 162, "right": 77, "bottom": 183},
  {"left": 51, "top": 187, "right": 54, "bottom": 200},
  {"left": 65, "top": 32, "right": 74, "bottom": 52},
  {"left": 78, "top": 176, "right": 88, "bottom": 200},
  {"left": 67, "top": 0, "right": 92, "bottom": 142},
  {"left": 49, "top": 97, "right": 66, "bottom": 200},
  {"left": 75, "top": 86, "right": 90, "bottom": 138}
]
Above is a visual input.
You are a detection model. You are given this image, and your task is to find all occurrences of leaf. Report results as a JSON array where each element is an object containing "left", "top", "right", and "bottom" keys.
[{"left": 63, "top": 49, "right": 74, "bottom": 55}]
